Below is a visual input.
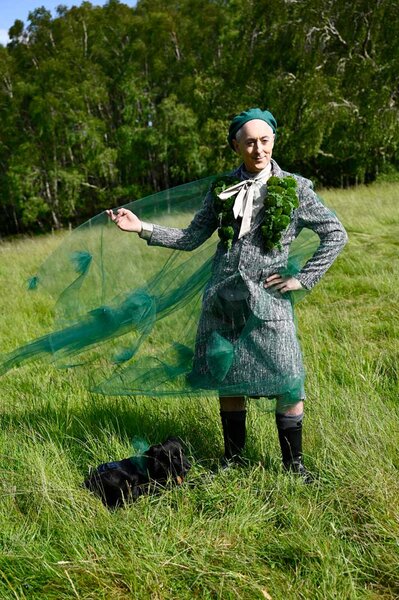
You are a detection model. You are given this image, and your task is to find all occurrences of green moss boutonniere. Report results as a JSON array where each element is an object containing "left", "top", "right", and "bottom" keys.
[
  {"left": 261, "top": 176, "right": 299, "bottom": 251},
  {"left": 211, "top": 175, "right": 241, "bottom": 250}
]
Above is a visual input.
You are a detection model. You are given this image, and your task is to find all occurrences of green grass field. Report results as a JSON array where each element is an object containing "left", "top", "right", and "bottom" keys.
[{"left": 0, "top": 183, "right": 398, "bottom": 599}]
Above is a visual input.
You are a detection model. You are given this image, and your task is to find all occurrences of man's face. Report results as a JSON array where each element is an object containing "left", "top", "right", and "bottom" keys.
[{"left": 232, "top": 119, "right": 275, "bottom": 173}]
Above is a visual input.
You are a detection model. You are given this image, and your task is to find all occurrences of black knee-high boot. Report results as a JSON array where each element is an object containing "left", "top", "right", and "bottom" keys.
[
  {"left": 275, "top": 412, "right": 312, "bottom": 482},
  {"left": 220, "top": 410, "right": 246, "bottom": 462}
]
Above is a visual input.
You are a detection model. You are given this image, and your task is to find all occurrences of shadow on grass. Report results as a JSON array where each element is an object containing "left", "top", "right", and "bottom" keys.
[
  {"left": 0, "top": 392, "right": 224, "bottom": 469},
  {"left": 0, "top": 392, "right": 281, "bottom": 481}
]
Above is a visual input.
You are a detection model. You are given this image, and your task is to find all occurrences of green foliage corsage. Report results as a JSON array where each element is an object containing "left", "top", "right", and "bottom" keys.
[
  {"left": 261, "top": 175, "right": 299, "bottom": 250},
  {"left": 211, "top": 175, "right": 241, "bottom": 250}
]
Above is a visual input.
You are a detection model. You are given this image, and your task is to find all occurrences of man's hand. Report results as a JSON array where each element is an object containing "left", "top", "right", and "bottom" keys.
[
  {"left": 106, "top": 208, "right": 142, "bottom": 233},
  {"left": 264, "top": 273, "right": 304, "bottom": 294}
]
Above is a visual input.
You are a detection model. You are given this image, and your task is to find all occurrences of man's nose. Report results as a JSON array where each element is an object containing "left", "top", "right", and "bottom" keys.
[{"left": 254, "top": 139, "right": 262, "bottom": 152}]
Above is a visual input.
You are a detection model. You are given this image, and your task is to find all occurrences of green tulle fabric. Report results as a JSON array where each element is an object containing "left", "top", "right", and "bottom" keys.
[{"left": 0, "top": 176, "right": 319, "bottom": 399}]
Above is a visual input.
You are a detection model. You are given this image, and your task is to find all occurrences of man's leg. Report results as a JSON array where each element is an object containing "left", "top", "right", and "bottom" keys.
[
  {"left": 219, "top": 396, "right": 247, "bottom": 462},
  {"left": 275, "top": 399, "right": 312, "bottom": 481}
]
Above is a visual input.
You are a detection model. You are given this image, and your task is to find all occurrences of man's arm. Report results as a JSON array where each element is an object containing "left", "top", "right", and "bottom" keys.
[
  {"left": 294, "top": 180, "right": 348, "bottom": 290},
  {"left": 107, "top": 190, "right": 218, "bottom": 251},
  {"left": 144, "top": 191, "right": 218, "bottom": 251}
]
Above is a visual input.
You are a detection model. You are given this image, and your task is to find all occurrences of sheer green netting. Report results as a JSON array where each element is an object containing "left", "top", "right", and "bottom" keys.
[{"left": 0, "top": 176, "right": 319, "bottom": 399}]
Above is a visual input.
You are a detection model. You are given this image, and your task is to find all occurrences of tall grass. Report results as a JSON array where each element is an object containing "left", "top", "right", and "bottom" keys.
[{"left": 0, "top": 182, "right": 398, "bottom": 599}]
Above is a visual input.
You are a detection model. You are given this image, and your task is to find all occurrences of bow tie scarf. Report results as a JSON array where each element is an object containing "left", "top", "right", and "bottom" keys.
[{"left": 217, "top": 176, "right": 269, "bottom": 240}]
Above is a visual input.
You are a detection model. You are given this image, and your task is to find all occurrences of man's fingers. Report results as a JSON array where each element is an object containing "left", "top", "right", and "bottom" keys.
[
  {"left": 264, "top": 273, "right": 286, "bottom": 288},
  {"left": 273, "top": 282, "right": 285, "bottom": 289},
  {"left": 264, "top": 277, "right": 284, "bottom": 288},
  {"left": 264, "top": 274, "right": 303, "bottom": 293},
  {"left": 106, "top": 209, "right": 119, "bottom": 222}
]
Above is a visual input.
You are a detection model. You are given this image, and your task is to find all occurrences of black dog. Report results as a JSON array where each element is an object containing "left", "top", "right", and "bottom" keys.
[{"left": 84, "top": 437, "right": 191, "bottom": 508}]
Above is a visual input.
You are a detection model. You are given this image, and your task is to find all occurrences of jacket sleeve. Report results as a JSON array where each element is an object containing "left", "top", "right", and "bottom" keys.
[
  {"left": 294, "top": 178, "right": 348, "bottom": 290},
  {"left": 145, "top": 190, "right": 218, "bottom": 251}
]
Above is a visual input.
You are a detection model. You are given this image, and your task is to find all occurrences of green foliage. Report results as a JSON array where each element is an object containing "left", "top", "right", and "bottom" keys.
[
  {"left": 218, "top": 225, "right": 234, "bottom": 250},
  {"left": 0, "top": 0, "right": 398, "bottom": 236},
  {"left": 263, "top": 176, "right": 299, "bottom": 250},
  {"left": 211, "top": 175, "right": 241, "bottom": 248},
  {"left": 212, "top": 176, "right": 241, "bottom": 213}
]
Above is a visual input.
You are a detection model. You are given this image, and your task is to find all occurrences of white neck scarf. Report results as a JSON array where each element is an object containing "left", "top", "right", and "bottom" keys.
[{"left": 217, "top": 163, "right": 272, "bottom": 239}]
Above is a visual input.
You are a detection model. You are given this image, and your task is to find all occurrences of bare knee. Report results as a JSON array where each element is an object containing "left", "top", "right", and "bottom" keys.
[
  {"left": 219, "top": 396, "right": 246, "bottom": 412},
  {"left": 275, "top": 399, "right": 304, "bottom": 416}
]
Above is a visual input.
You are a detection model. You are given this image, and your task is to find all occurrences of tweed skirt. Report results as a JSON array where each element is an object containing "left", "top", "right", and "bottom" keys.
[{"left": 189, "top": 281, "right": 305, "bottom": 400}]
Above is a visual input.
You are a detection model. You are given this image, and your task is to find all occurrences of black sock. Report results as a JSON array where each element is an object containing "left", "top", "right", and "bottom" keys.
[
  {"left": 220, "top": 410, "right": 247, "bottom": 460},
  {"left": 275, "top": 412, "right": 303, "bottom": 467}
]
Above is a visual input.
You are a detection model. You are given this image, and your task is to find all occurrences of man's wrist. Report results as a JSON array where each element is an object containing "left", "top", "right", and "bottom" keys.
[
  {"left": 138, "top": 221, "right": 154, "bottom": 240},
  {"left": 295, "top": 272, "right": 312, "bottom": 290}
]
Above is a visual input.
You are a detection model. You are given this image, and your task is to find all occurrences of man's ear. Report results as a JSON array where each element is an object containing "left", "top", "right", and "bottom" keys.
[{"left": 232, "top": 138, "right": 241, "bottom": 154}]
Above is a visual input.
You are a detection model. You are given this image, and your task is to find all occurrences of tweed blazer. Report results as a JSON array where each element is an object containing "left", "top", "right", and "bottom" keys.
[{"left": 146, "top": 159, "right": 348, "bottom": 322}]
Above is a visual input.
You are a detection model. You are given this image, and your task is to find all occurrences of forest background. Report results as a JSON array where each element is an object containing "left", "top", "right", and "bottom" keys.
[{"left": 0, "top": 0, "right": 398, "bottom": 237}]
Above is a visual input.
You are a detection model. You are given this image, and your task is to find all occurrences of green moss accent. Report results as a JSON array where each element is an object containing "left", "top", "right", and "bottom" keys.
[
  {"left": 211, "top": 176, "right": 241, "bottom": 248},
  {"left": 264, "top": 176, "right": 298, "bottom": 250}
]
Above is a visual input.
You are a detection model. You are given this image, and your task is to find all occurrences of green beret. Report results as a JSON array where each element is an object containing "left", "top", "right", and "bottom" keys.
[{"left": 228, "top": 108, "right": 277, "bottom": 149}]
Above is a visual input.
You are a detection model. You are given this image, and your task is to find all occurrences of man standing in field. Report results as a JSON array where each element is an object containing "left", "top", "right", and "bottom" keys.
[{"left": 107, "top": 108, "right": 348, "bottom": 480}]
